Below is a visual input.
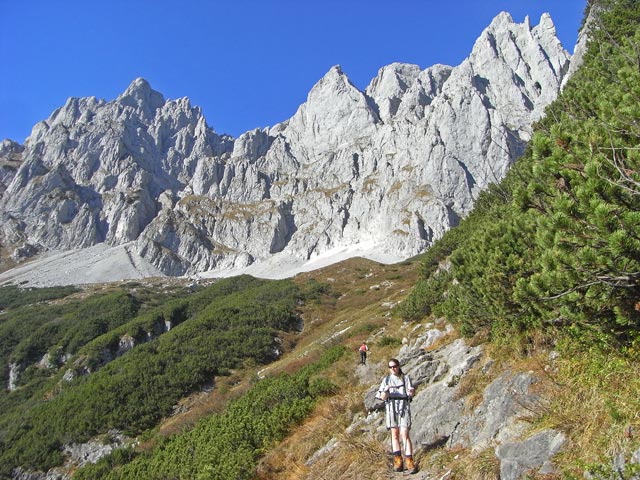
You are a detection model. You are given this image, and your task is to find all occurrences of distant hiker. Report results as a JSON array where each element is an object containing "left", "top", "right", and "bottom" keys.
[
  {"left": 359, "top": 342, "right": 369, "bottom": 365},
  {"left": 377, "top": 358, "right": 417, "bottom": 474}
]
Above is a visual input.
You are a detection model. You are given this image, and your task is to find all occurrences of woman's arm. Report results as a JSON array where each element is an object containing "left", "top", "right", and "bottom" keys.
[
  {"left": 379, "top": 388, "right": 389, "bottom": 401},
  {"left": 378, "top": 377, "right": 390, "bottom": 400},
  {"left": 405, "top": 375, "right": 415, "bottom": 397}
]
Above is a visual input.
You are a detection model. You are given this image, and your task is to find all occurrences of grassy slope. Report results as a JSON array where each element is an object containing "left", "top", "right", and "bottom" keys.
[
  {"left": 86, "top": 257, "right": 417, "bottom": 480},
  {"left": 151, "top": 257, "right": 421, "bottom": 448},
  {"left": 2, "top": 240, "right": 637, "bottom": 479},
  {"left": 234, "top": 250, "right": 637, "bottom": 479},
  {"left": 47, "top": 246, "right": 634, "bottom": 479},
  {"left": 254, "top": 257, "right": 640, "bottom": 479}
]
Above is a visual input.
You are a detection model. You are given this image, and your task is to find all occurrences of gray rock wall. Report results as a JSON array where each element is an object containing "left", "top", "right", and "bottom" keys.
[
  {"left": 355, "top": 323, "right": 567, "bottom": 479},
  {"left": 0, "top": 13, "right": 575, "bottom": 279}
]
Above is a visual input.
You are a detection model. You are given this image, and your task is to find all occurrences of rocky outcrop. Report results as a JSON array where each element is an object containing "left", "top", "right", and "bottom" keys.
[
  {"left": 354, "top": 323, "right": 568, "bottom": 479},
  {"left": 7, "top": 362, "right": 20, "bottom": 391},
  {"left": 62, "top": 430, "right": 133, "bottom": 469},
  {"left": 0, "top": 79, "right": 233, "bottom": 256},
  {"left": 0, "top": 140, "right": 24, "bottom": 199},
  {"left": 338, "top": 320, "right": 640, "bottom": 479},
  {"left": 12, "top": 431, "right": 134, "bottom": 480},
  {"left": 0, "top": 13, "right": 575, "bottom": 282}
]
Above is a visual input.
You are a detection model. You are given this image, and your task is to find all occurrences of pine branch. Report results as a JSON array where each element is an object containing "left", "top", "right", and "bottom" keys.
[{"left": 544, "top": 272, "right": 640, "bottom": 300}]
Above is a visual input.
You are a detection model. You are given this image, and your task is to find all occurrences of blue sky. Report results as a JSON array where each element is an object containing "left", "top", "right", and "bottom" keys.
[{"left": 1, "top": 1, "right": 586, "bottom": 143}]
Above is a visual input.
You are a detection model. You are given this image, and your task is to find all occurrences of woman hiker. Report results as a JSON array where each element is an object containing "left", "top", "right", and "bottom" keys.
[
  {"left": 377, "top": 358, "right": 418, "bottom": 474},
  {"left": 359, "top": 341, "right": 369, "bottom": 365}
]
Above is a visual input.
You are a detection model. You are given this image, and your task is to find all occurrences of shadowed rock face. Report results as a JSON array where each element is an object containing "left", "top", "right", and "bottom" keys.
[
  {"left": 0, "top": 13, "right": 576, "bottom": 279},
  {"left": 0, "top": 140, "right": 24, "bottom": 200}
]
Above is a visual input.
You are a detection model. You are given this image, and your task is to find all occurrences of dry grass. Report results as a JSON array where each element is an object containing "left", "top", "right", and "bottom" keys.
[
  {"left": 256, "top": 389, "right": 375, "bottom": 479},
  {"left": 388, "top": 181, "right": 403, "bottom": 195},
  {"left": 300, "top": 434, "right": 391, "bottom": 480},
  {"left": 452, "top": 447, "right": 501, "bottom": 479},
  {"left": 251, "top": 258, "right": 423, "bottom": 479},
  {"left": 454, "top": 361, "right": 492, "bottom": 412},
  {"left": 416, "top": 446, "right": 499, "bottom": 480},
  {"left": 144, "top": 251, "right": 639, "bottom": 479},
  {"left": 0, "top": 246, "right": 18, "bottom": 274},
  {"left": 426, "top": 444, "right": 561, "bottom": 480},
  {"left": 146, "top": 256, "right": 421, "bottom": 465},
  {"left": 469, "top": 332, "right": 640, "bottom": 476},
  {"left": 537, "top": 349, "right": 640, "bottom": 475},
  {"left": 151, "top": 369, "right": 253, "bottom": 444}
]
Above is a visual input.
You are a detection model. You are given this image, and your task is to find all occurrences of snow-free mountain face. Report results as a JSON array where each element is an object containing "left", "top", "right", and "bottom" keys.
[{"left": 0, "top": 12, "right": 576, "bottom": 280}]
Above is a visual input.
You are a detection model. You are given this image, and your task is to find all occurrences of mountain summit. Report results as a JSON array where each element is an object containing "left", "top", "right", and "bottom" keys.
[{"left": 0, "top": 12, "right": 577, "bottom": 286}]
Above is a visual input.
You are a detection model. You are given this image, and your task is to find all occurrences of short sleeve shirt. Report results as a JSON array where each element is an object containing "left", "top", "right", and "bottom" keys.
[{"left": 378, "top": 373, "right": 413, "bottom": 429}]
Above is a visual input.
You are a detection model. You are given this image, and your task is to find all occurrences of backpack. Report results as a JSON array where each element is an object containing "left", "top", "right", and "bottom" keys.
[{"left": 381, "top": 374, "right": 411, "bottom": 402}]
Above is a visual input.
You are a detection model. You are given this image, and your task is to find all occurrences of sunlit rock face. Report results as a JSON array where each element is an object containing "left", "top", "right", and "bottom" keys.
[{"left": 0, "top": 13, "right": 574, "bottom": 278}]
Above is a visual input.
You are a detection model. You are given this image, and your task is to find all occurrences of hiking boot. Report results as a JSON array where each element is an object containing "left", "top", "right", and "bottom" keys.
[
  {"left": 405, "top": 456, "right": 418, "bottom": 474},
  {"left": 393, "top": 454, "right": 403, "bottom": 472}
]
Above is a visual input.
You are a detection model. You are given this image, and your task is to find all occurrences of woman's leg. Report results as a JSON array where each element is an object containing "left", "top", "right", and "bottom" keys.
[
  {"left": 399, "top": 427, "right": 413, "bottom": 456},
  {"left": 390, "top": 427, "right": 401, "bottom": 452},
  {"left": 390, "top": 427, "right": 404, "bottom": 471}
]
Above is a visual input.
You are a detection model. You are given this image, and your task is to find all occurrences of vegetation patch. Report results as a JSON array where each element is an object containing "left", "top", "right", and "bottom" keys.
[
  {"left": 74, "top": 346, "right": 346, "bottom": 480},
  {"left": 0, "top": 276, "right": 303, "bottom": 476}
]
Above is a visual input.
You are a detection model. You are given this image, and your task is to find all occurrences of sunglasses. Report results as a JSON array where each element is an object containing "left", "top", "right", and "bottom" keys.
[{"left": 388, "top": 364, "right": 399, "bottom": 369}]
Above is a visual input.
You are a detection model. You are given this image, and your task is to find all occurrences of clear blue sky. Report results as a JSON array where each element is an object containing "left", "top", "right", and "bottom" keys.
[{"left": 1, "top": 0, "right": 586, "bottom": 143}]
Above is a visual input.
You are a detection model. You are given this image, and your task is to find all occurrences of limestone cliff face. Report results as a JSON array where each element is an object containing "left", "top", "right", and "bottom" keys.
[
  {"left": 0, "top": 140, "right": 24, "bottom": 201},
  {"left": 0, "top": 13, "right": 574, "bottom": 278}
]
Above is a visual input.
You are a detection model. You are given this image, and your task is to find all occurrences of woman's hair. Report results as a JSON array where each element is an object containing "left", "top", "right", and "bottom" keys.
[{"left": 389, "top": 358, "right": 404, "bottom": 376}]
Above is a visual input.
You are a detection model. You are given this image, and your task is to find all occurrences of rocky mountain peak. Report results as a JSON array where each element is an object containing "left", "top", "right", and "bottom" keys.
[
  {"left": 283, "top": 64, "right": 380, "bottom": 158},
  {"left": 464, "top": 10, "right": 569, "bottom": 124},
  {"left": 365, "top": 62, "right": 422, "bottom": 122},
  {"left": 322, "top": 64, "right": 347, "bottom": 81},
  {"left": 305, "top": 64, "right": 370, "bottom": 106},
  {"left": 117, "top": 77, "right": 166, "bottom": 118},
  {"left": 474, "top": 10, "right": 561, "bottom": 61},
  {"left": 0, "top": 139, "right": 24, "bottom": 157},
  {"left": 537, "top": 12, "right": 558, "bottom": 37},
  {"left": 487, "top": 10, "right": 516, "bottom": 30},
  {"left": 0, "top": 11, "right": 582, "bottom": 286}
]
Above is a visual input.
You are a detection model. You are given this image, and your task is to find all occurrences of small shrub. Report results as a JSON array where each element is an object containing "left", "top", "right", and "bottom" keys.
[
  {"left": 308, "top": 377, "right": 338, "bottom": 397},
  {"left": 377, "top": 336, "right": 402, "bottom": 348},
  {"left": 353, "top": 322, "right": 380, "bottom": 335}
]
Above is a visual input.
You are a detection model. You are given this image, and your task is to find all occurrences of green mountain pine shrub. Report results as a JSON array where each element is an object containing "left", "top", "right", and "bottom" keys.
[
  {"left": 404, "top": 0, "right": 640, "bottom": 348},
  {"left": 73, "top": 346, "right": 346, "bottom": 480},
  {"left": 0, "top": 276, "right": 303, "bottom": 475}
]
